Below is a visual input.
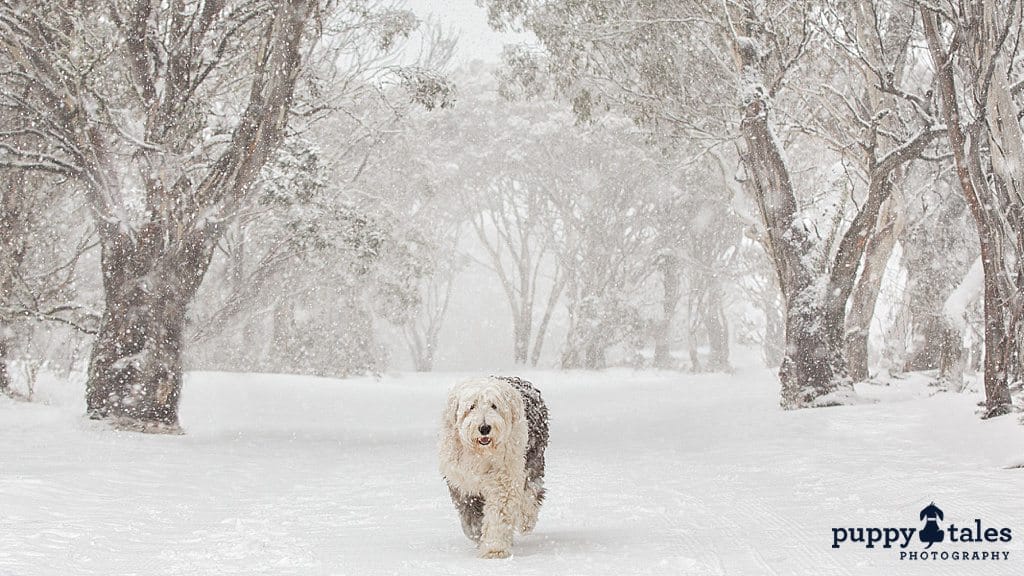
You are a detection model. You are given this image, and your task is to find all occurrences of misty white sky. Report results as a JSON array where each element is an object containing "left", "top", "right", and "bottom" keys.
[{"left": 404, "top": 0, "right": 535, "bottom": 64}]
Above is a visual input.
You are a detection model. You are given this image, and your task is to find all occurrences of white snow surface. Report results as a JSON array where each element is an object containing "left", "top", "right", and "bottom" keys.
[{"left": 2, "top": 355, "right": 1023, "bottom": 576}]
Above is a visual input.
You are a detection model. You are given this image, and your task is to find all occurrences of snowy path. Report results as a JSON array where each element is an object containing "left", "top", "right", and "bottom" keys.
[{"left": 1, "top": 363, "right": 1022, "bottom": 576}]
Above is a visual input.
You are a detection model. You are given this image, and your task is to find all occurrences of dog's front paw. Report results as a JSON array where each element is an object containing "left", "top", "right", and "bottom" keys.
[{"left": 480, "top": 548, "right": 511, "bottom": 559}]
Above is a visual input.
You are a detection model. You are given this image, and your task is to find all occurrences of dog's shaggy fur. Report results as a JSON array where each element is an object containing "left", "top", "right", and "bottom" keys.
[{"left": 439, "top": 376, "right": 549, "bottom": 558}]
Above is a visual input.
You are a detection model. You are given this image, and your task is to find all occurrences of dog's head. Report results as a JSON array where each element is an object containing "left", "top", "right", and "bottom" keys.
[{"left": 444, "top": 377, "right": 522, "bottom": 453}]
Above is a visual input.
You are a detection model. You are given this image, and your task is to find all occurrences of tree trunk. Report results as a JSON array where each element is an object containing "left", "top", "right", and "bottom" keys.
[
  {"left": 921, "top": 7, "right": 1014, "bottom": 417},
  {"left": 976, "top": 256, "right": 1014, "bottom": 416},
  {"left": 404, "top": 321, "right": 437, "bottom": 372},
  {"left": 529, "top": 273, "right": 564, "bottom": 367},
  {"left": 686, "top": 281, "right": 705, "bottom": 372},
  {"left": 415, "top": 354, "right": 434, "bottom": 372},
  {"left": 413, "top": 337, "right": 434, "bottom": 372},
  {"left": 901, "top": 219, "right": 975, "bottom": 378},
  {"left": 905, "top": 316, "right": 954, "bottom": 371},
  {"left": 404, "top": 323, "right": 426, "bottom": 372},
  {"left": 86, "top": 225, "right": 216, "bottom": 429},
  {"left": 705, "top": 286, "right": 730, "bottom": 372},
  {"left": 846, "top": 198, "right": 901, "bottom": 382},
  {"left": 0, "top": 168, "right": 29, "bottom": 396},
  {"left": 727, "top": 21, "right": 852, "bottom": 406},
  {"left": 560, "top": 290, "right": 592, "bottom": 369},
  {"left": 560, "top": 308, "right": 607, "bottom": 370},
  {"left": 653, "top": 254, "right": 681, "bottom": 369},
  {"left": 512, "top": 308, "right": 531, "bottom": 365},
  {"left": 687, "top": 337, "right": 701, "bottom": 372},
  {"left": 904, "top": 314, "right": 966, "bottom": 387},
  {"left": 271, "top": 300, "right": 294, "bottom": 372},
  {"left": 778, "top": 300, "right": 848, "bottom": 407},
  {"left": 761, "top": 281, "right": 785, "bottom": 368},
  {"left": 420, "top": 330, "right": 438, "bottom": 372},
  {"left": 968, "top": 327, "right": 984, "bottom": 373},
  {"left": 982, "top": 31, "right": 1024, "bottom": 400},
  {"left": 0, "top": 338, "right": 12, "bottom": 396},
  {"left": 562, "top": 328, "right": 605, "bottom": 370},
  {"left": 584, "top": 342, "right": 606, "bottom": 370},
  {"left": 936, "top": 321, "right": 965, "bottom": 389},
  {"left": 737, "top": 82, "right": 847, "bottom": 405}
]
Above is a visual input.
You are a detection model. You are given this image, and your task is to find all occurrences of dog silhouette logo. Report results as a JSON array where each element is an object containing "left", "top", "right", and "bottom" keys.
[{"left": 919, "top": 502, "right": 945, "bottom": 548}]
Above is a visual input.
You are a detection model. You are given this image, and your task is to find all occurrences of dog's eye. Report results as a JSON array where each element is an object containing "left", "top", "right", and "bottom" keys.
[
  {"left": 469, "top": 403, "right": 476, "bottom": 410},
  {"left": 491, "top": 403, "right": 497, "bottom": 409}
]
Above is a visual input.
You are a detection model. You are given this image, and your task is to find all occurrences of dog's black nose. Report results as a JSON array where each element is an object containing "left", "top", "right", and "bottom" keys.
[{"left": 479, "top": 424, "right": 491, "bottom": 435}]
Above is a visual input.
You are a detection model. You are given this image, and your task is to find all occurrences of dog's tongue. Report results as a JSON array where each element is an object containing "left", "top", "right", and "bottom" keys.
[{"left": 478, "top": 437, "right": 491, "bottom": 446}]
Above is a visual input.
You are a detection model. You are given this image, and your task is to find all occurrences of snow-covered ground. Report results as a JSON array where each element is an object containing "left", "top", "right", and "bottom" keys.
[{"left": 2, "top": 355, "right": 1022, "bottom": 576}]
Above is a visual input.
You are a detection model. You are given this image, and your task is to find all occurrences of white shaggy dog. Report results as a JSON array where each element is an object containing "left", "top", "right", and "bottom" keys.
[{"left": 439, "top": 376, "right": 548, "bottom": 559}]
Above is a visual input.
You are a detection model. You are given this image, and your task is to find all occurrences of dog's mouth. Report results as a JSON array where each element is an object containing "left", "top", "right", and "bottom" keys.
[{"left": 477, "top": 436, "right": 492, "bottom": 446}]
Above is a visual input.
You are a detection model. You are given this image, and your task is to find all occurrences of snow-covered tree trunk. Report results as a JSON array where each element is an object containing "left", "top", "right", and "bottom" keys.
[
  {"left": 905, "top": 316, "right": 963, "bottom": 374},
  {"left": 904, "top": 317, "right": 939, "bottom": 371},
  {"left": 85, "top": 0, "right": 313, "bottom": 428},
  {"left": 468, "top": 180, "right": 559, "bottom": 367},
  {"left": 898, "top": 188, "right": 976, "bottom": 381},
  {"left": 704, "top": 287, "right": 730, "bottom": 372},
  {"left": 728, "top": 3, "right": 936, "bottom": 404},
  {"left": 686, "top": 277, "right": 731, "bottom": 373},
  {"left": 512, "top": 305, "right": 533, "bottom": 365},
  {"left": 402, "top": 267, "right": 456, "bottom": 373},
  {"left": 529, "top": 273, "right": 564, "bottom": 367},
  {"left": 820, "top": 137, "right": 936, "bottom": 386},
  {"left": 561, "top": 309, "right": 604, "bottom": 370},
  {"left": 777, "top": 298, "right": 848, "bottom": 407},
  {"left": 936, "top": 321, "right": 965, "bottom": 389},
  {"left": 404, "top": 326, "right": 435, "bottom": 372},
  {"left": 743, "top": 115, "right": 845, "bottom": 404},
  {"left": 0, "top": 338, "right": 10, "bottom": 396},
  {"left": 940, "top": 262, "right": 998, "bottom": 389},
  {"left": 981, "top": 37, "right": 1024, "bottom": 393},
  {"left": 272, "top": 301, "right": 295, "bottom": 371},
  {"left": 653, "top": 253, "right": 680, "bottom": 369},
  {"left": 762, "top": 287, "right": 785, "bottom": 368},
  {"left": 920, "top": 4, "right": 1017, "bottom": 417},
  {"left": 86, "top": 226, "right": 216, "bottom": 427},
  {"left": 732, "top": 34, "right": 847, "bottom": 406},
  {"left": 2, "top": 0, "right": 318, "bottom": 426},
  {"left": 0, "top": 168, "right": 28, "bottom": 395},
  {"left": 846, "top": 198, "right": 900, "bottom": 382}
]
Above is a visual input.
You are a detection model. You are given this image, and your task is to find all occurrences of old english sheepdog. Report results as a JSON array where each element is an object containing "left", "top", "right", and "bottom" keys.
[{"left": 439, "top": 376, "right": 549, "bottom": 559}]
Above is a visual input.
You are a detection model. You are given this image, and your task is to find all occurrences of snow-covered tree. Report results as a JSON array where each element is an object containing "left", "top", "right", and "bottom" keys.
[
  {"left": 0, "top": 161, "right": 98, "bottom": 397},
  {"left": 390, "top": 226, "right": 464, "bottom": 372},
  {"left": 0, "top": 0, "right": 451, "bottom": 430},
  {"left": 408, "top": 68, "right": 570, "bottom": 367},
  {"left": 816, "top": 1, "right": 947, "bottom": 383},
  {"left": 919, "top": 0, "right": 1023, "bottom": 417},
  {"left": 543, "top": 124, "right": 682, "bottom": 369},
  {"left": 897, "top": 169, "right": 976, "bottom": 385},
  {"left": 183, "top": 16, "right": 456, "bottom": 377},
  {"left": 480, "top": 0, "right": 959, "bottom": 406}
]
